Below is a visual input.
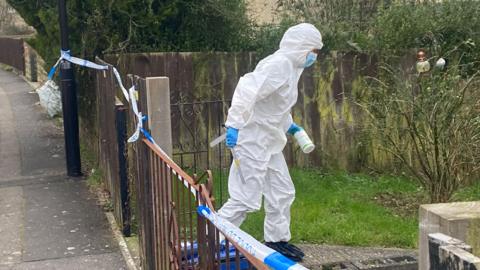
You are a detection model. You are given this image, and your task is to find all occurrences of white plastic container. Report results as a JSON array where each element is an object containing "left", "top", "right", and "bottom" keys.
[{"left": 294, "top": 130, "right": 315, "bottom": 154}]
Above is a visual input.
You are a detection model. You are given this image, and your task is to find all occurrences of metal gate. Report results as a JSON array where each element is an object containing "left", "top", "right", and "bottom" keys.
[{"left": 171, "top": 100, "right": 232, "bottom": 206}]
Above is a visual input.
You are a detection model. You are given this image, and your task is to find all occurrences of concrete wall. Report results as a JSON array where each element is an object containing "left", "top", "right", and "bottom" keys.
[
  {"left": 419, "top": 202, "right": 480, "bottom": 270},
  {"left": 429, "top": 233, "right": 480, "bottom": 270}
]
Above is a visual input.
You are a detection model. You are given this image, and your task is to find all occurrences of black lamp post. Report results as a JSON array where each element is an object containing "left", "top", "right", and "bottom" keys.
[{"left": 58, "top": 0, "right": 81, "bottom": 177}]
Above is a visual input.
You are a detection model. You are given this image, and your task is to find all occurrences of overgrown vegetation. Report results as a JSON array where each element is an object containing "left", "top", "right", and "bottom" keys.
[
  {"left": 80, "top": 142, "right": 102, "bottom": 187},
  {"left": 372, "top": 1, "right": 480, "bottom": 55},
  {"left": 361, "top": 51, "right": 480, "bottom": 202},
  {"left": 276, "top": 0, "right": 382, "bottom": 52},
  {"left": 260, "top": 1, "right": 480, "bottom": 61},
  {"left": 7, "top": 0, "right": 254, "bottom": 67}
]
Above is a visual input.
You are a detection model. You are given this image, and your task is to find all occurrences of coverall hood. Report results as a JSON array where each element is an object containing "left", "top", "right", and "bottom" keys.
[{"left": 277, "top": 23, "right": 324, "bottom": 67}]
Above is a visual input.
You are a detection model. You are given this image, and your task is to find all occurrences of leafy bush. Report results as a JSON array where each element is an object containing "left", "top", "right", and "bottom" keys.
[
  {"left": 276, "top": 0, "right": 387, "bottom": 51},
  {"left": 372, "top": 1, "right": 480, "bottom": 64},
  {"left": 250, "top": 19, "right": 293, "bottom": 58},
  {"left": 276, "top": 0, "right": 480, "bottom": 59},
  {"left": 7, "top": 0, "right": 254, "bottom": 67},
  {"left": 361, "top": 51, "right": 480, "bottom": 202}
]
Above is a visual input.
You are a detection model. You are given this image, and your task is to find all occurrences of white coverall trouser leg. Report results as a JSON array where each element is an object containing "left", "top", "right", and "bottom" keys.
[{"left": 217, "top": 151, "right": 295, "bottom": 242}]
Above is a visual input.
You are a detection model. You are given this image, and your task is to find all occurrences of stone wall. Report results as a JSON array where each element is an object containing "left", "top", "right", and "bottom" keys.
[
  {"left": 419, "top": 202, "right": 480, "bottom": 270},
  {"left": 429, "top": 233, "right": 480, "bottom": 270}
]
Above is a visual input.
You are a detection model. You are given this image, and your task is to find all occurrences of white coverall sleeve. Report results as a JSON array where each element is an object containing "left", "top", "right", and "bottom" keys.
[{"left": 226, "top": 58, "right": 290, "bottom": 129}]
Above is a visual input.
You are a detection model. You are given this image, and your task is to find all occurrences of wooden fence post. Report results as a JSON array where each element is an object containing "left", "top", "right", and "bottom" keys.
[
  {"left": 95, "top": 63, "right": 132, "bottom": 237},
  {"left": 134, "top": 77, "right": 155, "bottom": 270},
  {"left": 146, "top": 76, "right": 173, "bottom": 157}
]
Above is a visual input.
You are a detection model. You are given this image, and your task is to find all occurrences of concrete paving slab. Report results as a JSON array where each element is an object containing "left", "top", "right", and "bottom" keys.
[
  {"left": 0, "top": 84, "right": 21, "bottom": 180},
  {"left": 0, "top": 173, "right": 67, "bottom": 189},
  {"left": 14, "top": 253, "right": 127, "bottom": 270},
  {"left": 0, "top": 68, "right": 127, "bottom": 269},
  {"left": 22, "top": 180, "right": 118, "bottom": 262},
  {"left": 300, "top": 244, "right": 417, "bottom": 269},
  {"left": 0, "top": 68, "right": 64, "bottom": 177},
  {"left": 0, "top": 187, "right": 24, "bottom": 266}
]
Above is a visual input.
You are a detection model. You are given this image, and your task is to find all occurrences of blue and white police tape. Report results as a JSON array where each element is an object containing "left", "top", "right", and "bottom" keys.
[
  {"left": 47, "top": 58, "right": 62, "bottom": 80},
  {"left": 60, "top": 50, "right": 108, "bottom": 71},
  {"left": 197, "top": 206, "right": 309, "bottom": 270},
  {"left": 46, "top": 50, "right": 137, "bottom": 139},
  {"left": 48, "top": 50, "right": 130, "bottom": 102},
  {"left": 127, "top": 84, "right": 143, "bottom": 143},
  {"left": 112, "top": 66, "right": 130, "bottom": 102},
  {"left": 45, "top": 50, "right": 163, "bottom": 145}
]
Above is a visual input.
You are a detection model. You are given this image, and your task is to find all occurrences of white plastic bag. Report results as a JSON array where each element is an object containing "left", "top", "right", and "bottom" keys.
[{"left": 36, "top": 80, "right": 62, "bottom": 117}]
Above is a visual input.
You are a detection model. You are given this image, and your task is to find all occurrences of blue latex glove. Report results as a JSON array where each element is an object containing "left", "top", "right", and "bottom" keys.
[
  {"left": 226, "top": 127, "right": 239, "bottom": 148},
  {"left": 287, "top": 123, "right": 302, "bottom": 135}
]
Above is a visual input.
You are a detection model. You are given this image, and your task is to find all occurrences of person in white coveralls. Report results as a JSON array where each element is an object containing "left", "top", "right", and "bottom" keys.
[{"left": 219, "top": 23, "right": 323, "bottom": 262}]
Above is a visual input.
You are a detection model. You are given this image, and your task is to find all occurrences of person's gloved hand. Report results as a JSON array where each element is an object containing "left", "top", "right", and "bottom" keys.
[
  {"left": 226, "top": 127, "right": 239, "bottom": 148},
  {"left": 287, "top": 123, "right": 302, "bottom": 135}
]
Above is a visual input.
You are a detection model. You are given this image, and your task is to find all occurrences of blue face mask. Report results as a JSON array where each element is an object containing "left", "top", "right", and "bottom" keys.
[{"left": 303, "top": 52, "right": 317, "bottom": 68}]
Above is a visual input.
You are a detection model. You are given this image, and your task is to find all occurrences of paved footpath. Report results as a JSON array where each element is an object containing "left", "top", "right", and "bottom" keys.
[{"left": 0, "top": 68, "right": 127, "bottom": 270}]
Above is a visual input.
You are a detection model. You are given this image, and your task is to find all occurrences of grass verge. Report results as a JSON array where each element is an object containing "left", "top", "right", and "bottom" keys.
[
  {"left": 238, "top": 168, "right": 480, "bottom": 249},
  {"left": 80, "top": 143, "right": 113, "bottom": 211}
]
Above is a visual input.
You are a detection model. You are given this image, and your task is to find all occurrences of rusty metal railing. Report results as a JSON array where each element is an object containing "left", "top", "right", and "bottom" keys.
[{"left": 142, "top": 138, "right": 269, "bottom": 270}]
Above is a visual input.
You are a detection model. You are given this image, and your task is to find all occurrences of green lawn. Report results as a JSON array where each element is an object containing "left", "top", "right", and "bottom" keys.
[{"left": 230, "top": 169, "right": 480, "bottom": 249}]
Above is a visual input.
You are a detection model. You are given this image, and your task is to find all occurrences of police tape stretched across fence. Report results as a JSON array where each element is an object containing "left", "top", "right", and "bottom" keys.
[{"left": 198, "top": 206, "right": 308, "bottom": 270}]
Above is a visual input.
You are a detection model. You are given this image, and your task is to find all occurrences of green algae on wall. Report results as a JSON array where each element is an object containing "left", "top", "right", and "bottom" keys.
[{"left": 290, "top": 52, "right": 380, "bottom": 170}]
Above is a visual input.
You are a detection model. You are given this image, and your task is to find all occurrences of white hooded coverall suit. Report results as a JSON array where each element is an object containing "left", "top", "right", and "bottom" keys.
[{"left": 218, "top": 23, "right": 323, "bottom": 242}]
